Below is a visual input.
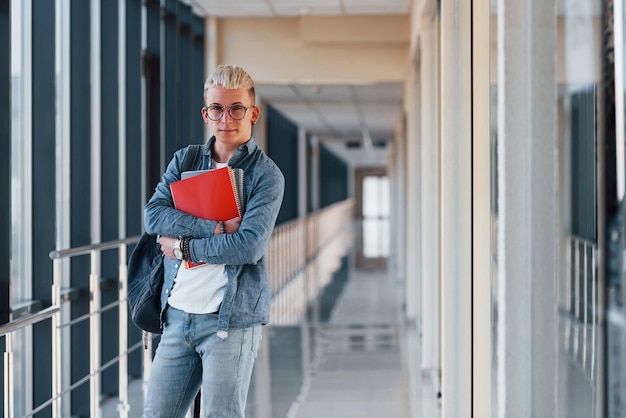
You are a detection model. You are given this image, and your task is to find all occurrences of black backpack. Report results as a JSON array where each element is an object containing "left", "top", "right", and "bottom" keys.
[{"left": 127, "top": 145, "right": 203, "bottom": 334}]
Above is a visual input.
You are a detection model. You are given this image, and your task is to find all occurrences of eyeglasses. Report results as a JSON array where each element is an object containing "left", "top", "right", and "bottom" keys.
[{"left": 204, "top": 105, "right": 253, "bottom": 121}]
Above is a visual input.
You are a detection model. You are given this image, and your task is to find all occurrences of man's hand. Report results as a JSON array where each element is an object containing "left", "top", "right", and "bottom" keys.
[
  {"left": 224, "top": 217, "right": 242, "bottom": 234},
  {"left": 214, "top": 217, "right": 242, "bottom": 235},
  {"left": 158, "top": 236, "right": 177, "bottom": 259},
  {"left": 161, "top": 216, "right": 243, "bottom": 258}
]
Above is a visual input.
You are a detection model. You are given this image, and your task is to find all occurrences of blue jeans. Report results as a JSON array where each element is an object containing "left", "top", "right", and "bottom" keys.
[{"left": 142, "top": 307, "right": 262, "bottom": 418}]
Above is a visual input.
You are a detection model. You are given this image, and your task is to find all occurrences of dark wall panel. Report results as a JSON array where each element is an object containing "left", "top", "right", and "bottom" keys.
[
  {"left": 125, "top": 0, "right": 145, "bottom": 379},
  {"left": 100, "top": 0, "right": 121, "bottom": 397},
  {"left": 191, "top": 15, "right": 205, "bottom": 144},
  {"left": 178, "top": 5, "right": 191, "bottom": 147},
  {"left": 266, "top": 106, "right": 298, "bottom": 224},
  {"left": 0, "top": 1, "right": 9, "bottom": 412},
  {"left": 570, "top": 86, "right": 597, "bottom": 242},
  {"left": 145, "top": 2, "right": 161, "bottom": 193},
  {"left": 144, "top": 1, "right": 204, "bottom": 196},
  {"left": 32, "top": 0, "right": 56, "bottom": 414},
  {"left": 126, "top": 0, "right": 143, "bottom": 236},
  {"left": 319, "top": 143, "right": 348, "bottom": 208},
  {"left": 70, "top": 1, "right": 92, "bottom": 416},
  {"left": 307, "top": 136, "right": 314, "bottom": 213},
  {"left": 0, "top": 0, "right": 10, "bottom": 330},
  {"left": 101, "top": 0, "right": 120, "bottom": 243},
  {"left": 162, "top": 0, "right": 181, "bottom": 160}
]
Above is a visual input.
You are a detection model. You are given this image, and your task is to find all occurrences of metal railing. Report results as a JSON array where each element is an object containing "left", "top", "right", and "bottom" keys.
[
  {"left": 268, "top": 199, "right": 354, "bottom": 325},
  {"left": 1, "top": 198, "right": 354, "bottom": 418},
  {"left": 560, "top": 236, "right": 599, "bottom": 382},
  {"left": 2, "top": 236, "right": 142, "bottom": 418}
]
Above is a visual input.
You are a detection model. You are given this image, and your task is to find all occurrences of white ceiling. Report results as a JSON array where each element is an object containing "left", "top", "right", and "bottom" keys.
[
  {"left": 183, "top": 0, "right": 411, "bottom": 167},
  {"left": 186, "top": 0, "right": 411, "bottom": 17}
]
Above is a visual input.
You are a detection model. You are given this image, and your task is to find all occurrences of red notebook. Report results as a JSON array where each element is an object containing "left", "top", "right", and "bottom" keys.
[
  {"left": 170, "top": 166, "right": 243, "bottom": 269},
  {"left": 170, "top": 166, "right": 242, "bottom": 221}
]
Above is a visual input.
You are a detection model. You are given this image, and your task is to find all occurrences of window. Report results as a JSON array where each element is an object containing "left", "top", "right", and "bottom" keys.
[{"left": 361, "top": 175, "right": 389, "bottom": 258}]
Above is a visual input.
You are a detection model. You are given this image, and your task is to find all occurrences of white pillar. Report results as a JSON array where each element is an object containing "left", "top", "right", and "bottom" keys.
[
  {"left": 203, "top": 16, "right": 218, "bottom": 141},
  {"left": 404, "top": 62, "right": 421, "bottom": 322},
  {"left": 497, "top": 0, "right": 558, "bottom": 415},
  {"left": 10, "top": 1, "right": 35, "bottom": 416},
  {"left": 89, "top": 3, "right": 103, "bottom": 416},
  {"left": 419, "top": 12, "right": 440, "bottom": 375},
  {"left": 440, "top": 0, "right": 472, "bottom": 415},
  {"left": 472, "top": 0, "right": 492, "bottom": 417}
]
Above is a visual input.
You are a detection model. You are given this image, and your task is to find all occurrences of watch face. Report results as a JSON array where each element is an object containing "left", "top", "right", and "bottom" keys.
[{"left": 173, "top": 247, "right": 182, "bottom": 260}]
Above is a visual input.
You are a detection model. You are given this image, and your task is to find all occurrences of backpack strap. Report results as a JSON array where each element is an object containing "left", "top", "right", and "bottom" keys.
[{"left": 181, "top": 144, "right": 203, "bottom": 172}]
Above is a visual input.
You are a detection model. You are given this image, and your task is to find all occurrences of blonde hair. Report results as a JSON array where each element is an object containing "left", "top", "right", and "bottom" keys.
[{"left": 204, "top": 64, "right": 256, "bottom": 102}]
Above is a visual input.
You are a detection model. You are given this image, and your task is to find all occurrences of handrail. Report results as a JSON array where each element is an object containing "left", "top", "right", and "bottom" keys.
[
  {"left": 48, "top": 235, "right": 141, "bottom": 259},
  {"left": 0, "top": 276, "right": 126, "bottom": 339},
  {"left": 0, "top": 306, "right": 59, "bottom": 338}
]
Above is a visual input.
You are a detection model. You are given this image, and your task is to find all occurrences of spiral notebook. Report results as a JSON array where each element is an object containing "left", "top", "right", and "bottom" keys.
[
  {"left": 170, "top": 166, "right": 243, "bottom": 221},
  {"left": 170, "top": 166, "right": 243, "bottom": 269}
]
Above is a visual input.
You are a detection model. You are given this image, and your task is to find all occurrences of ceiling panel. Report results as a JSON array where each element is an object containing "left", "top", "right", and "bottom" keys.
[
  {"left": 257, "top": 82, "right": 402, "bottom": 141},
  {"left": 292, "top": 84, "right": 354, "bottom": 102},
  {"left": 190, "top": 0, "right": 411, "bottom": 17},
  {"left": 343, "top": 5, "right": 409, "bottom": 14},
  {"left": 352, "top": 82, "right": 405, "bottom": 102}
]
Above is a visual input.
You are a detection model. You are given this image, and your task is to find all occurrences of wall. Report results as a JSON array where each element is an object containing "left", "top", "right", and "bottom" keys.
[{"left": 214, "top": 15, "right": 410, "bottom": 85}]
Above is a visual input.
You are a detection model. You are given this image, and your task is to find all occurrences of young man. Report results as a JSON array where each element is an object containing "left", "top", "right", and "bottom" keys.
[{"left": 142, "top": 64, "right": 285, "bottom": 417}]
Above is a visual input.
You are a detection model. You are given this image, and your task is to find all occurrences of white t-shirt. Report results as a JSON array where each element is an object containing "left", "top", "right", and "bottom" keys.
[
  {"left": 167, "top": 262, "right": 227, "bottom": 314},
  {"left": 167, "top": 160, "right": 229, "bottom": 314}
]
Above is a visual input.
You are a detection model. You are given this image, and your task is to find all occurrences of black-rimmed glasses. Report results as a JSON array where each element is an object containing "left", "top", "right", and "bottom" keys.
[{"left": 204, "top": 105, "right": 253, "bottom": 121}]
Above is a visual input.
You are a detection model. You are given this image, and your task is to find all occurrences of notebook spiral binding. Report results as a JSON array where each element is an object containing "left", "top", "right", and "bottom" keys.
[{"left": 229, "top": 167, "right": 245, "bottom": 216}]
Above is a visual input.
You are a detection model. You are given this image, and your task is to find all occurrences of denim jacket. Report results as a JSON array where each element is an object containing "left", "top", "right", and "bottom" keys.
[{"left": 144, "top": 136, "right": 285, "bottom": 337}]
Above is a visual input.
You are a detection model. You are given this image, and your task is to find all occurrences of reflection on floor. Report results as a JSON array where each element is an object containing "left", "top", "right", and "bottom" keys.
[
  {"left": 103, "top": 251, "right": 416, "bottom": 417},
  {"left": 245, "top": 258, "right": 409, "bottom": 418}
]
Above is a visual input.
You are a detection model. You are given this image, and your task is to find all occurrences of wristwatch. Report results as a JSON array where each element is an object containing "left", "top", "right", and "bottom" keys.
[{"left": 173, "top": 239, "right": 183, "bottom": 260}]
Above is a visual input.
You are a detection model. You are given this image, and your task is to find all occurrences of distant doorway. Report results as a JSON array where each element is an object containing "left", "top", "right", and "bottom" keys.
[{"left": 355, "top": 168, "right": 389, "bottom": 270}]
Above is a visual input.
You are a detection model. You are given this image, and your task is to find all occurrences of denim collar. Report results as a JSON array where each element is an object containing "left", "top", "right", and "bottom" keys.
[{"left": 203, "top": 136, "right": 257, "bottom": 162}]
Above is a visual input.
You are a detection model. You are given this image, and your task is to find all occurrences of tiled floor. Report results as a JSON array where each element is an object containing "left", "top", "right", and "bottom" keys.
[
  {"left": 288, "top": 270, "right": 410, "bottom": 418},
  {"left": 103, "top": 256, "right": 428, "bottom": 417}
]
